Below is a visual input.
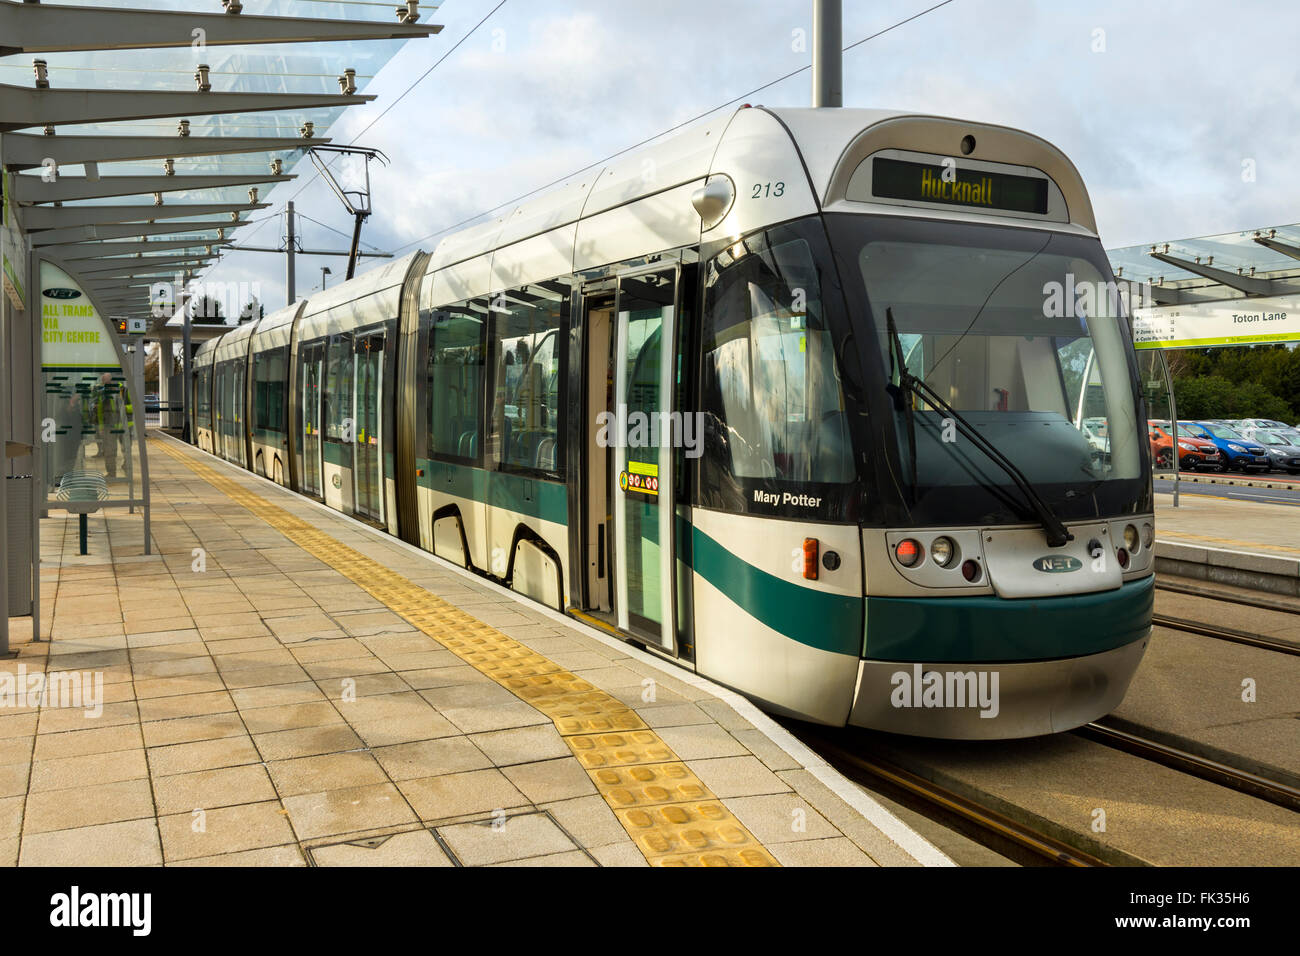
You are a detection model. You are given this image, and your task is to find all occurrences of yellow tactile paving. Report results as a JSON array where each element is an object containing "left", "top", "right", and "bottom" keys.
[{"left": 151, "top": 438, "right": 779, "bottom": 867}]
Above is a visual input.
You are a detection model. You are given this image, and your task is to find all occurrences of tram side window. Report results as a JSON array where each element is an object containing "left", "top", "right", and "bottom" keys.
[
  {"left": 489, "top": 285, "right": 567, "bottom": 476},
  {"left": 699, "top": 232, "right": 855, "bottom": 506},
  {"left": 253, "top": 346, "right": 289, "bottom": 434},
  {"left": 194, "top": 368, "right": 212, "bottom": 426},
  {"left": 427, "top": 301, "right": 487, "bottom": 461},
  {"left": 324, "top": 333, "right": 353, "bottom": 442}
]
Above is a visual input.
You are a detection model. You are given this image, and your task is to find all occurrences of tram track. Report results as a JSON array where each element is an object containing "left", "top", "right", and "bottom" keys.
[
  {"left": 1077, "top": 721, "right": 1300, "bottom": 814},
  {"left": 1151, "top": 613, "right": 1300, "bottom": 655},
  {"left": 1153, "top": 576, "right": 1300, "bottom": 655},
  {"left": 788, "top": 725, "right": 1114, "bottom": 867},
  {"left": 1155, "top": 578, "right": 1300, "bottom": 618}
]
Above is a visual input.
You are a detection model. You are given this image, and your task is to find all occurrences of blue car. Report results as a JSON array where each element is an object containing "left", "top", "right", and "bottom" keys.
[{"left": 1178, "top": 421, "right": 1269, "bottom": 472}]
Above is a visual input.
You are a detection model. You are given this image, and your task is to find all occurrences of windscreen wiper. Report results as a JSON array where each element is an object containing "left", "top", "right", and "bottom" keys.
[{"left": 885, "top": 308, "right": 1074, "bottom": 548}]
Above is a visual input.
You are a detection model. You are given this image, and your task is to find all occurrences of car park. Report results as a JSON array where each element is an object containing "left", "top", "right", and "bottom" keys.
[{"left": 1178, "top": 421, "right": 1269, "bottom": 472}]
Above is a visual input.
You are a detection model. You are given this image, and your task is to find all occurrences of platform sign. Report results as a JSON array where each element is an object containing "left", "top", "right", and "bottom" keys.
[
  {"left": 1132, "top": 294, "right": 1300, "bottom": 350},
  {"left": 40, "top": 261, "right": 114, "bottom": 367}
]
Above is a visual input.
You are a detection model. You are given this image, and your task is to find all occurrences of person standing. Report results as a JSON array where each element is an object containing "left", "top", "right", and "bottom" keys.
[{"left": 93, "top": 373, "right": 123, "bottom": 478}]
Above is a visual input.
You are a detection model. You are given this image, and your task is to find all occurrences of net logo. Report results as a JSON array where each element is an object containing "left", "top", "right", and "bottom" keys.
[
  {"left": 42, "top": 288, "right": 82, "bottom": 300},
  {"left": 1032, "top": 555, "right": 1082, "bottom": 573}
]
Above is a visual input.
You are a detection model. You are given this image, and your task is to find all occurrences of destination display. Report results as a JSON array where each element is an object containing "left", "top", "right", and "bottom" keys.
[
  {"left": 1132, "top": 294, "right": 1300, "bottom": 349},
  {"left": 872, "top": 157, "right": 1050, "bottom": 215}
]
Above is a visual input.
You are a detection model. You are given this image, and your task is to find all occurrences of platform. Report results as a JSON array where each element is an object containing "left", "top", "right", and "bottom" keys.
[
  {"left": 0, "top": 432, "right": 946, "bottom": 868},
  {"left": 1155, "top": 491, "right": 1300, "bottom": 596}
]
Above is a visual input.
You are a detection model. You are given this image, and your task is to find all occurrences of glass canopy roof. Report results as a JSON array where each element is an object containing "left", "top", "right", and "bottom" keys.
[
  {"left": 1108, "top": 223, "right": 1300, "bottom": 284},
  {"left": 4, "top": 0, "right": 440, "bottom": 194}
]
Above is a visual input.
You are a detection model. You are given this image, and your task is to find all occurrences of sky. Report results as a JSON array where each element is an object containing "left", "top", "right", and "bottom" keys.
[{"left": 198, "top": 0, "right": 1300, "bottom": 311}]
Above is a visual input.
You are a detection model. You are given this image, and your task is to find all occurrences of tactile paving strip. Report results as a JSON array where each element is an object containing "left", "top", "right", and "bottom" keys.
[{"left": 151, "top": 438, "right": 779, "bottom": 867}]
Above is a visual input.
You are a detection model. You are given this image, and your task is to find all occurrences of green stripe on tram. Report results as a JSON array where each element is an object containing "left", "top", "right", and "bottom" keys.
[
  {"left": 862, "top": 574, "right": 1154, "bottom": 663},
  {"left": 417, "top": 458, "right": 567, "bottom": 525},
  {"left": 690, "top": 525, "right": 863, "bottom": 656}
]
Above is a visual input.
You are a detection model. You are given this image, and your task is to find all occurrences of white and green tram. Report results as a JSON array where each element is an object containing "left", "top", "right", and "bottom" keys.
[{"left": 192, "top": 106, "right": 1154, "bottom": 738}]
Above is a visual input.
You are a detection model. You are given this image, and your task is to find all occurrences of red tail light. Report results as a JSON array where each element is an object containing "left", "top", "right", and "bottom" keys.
[
  {"left": 895, "top": 539, "right": 921, "bottom": 567},
  {"left": 803, "top": 538, "right": 819, "bottom": 580}
]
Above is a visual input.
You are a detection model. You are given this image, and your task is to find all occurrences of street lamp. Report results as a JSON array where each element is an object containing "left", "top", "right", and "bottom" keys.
[{"left": 321, "top": 266, "right": 332, "bottom": 291}]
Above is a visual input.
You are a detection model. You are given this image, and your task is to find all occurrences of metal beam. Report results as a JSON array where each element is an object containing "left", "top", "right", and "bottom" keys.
[
  {"left": 80, "top": 271, "right": 214, "bottom": 287},
  {"left": 1, "top": 132, "right": 330, "bottom": 171},
  {"left": 0, "top": 85, "right": 373, "bottom": 133},
  {"left": 48, "top": 239, "right": 232, "bottom": 260},
  {"left": 82, "top": 287, "right": 155, "bottom": 297},
  {"left": 78, "top": 258, "right": 216, "bottom": 276},
  {"left": 1148, "top": 251, "right": 1276, "bottom": 297},
  {"left": 21, "top": 202, "right": 266, "bottom": 229},
  {"left": 0, "top": 2, "right": 439, "bottom": 57},
  {"left": 13, "top": 172, "right": 293, "bottom": 204},
  {"left": 1253, "top": 235, "right": 1300, "bottom": 263},
  {"left": 236, "top": 245, "right": 393, "bottom": 259},
  {"left": 30, "top": 221, "right": 244, "bottom": 246}
]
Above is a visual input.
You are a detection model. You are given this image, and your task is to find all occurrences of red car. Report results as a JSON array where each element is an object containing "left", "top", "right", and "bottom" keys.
[{"left": 1148, "top": 420, "right": 1222, "bottom": 471}]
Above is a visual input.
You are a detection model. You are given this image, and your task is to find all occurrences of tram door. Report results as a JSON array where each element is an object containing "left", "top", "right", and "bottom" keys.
[
  {"left": 300, "top": 341, "right": 325, "bottom": 497},
  {"left": 230, "top": 360, "right": 246, "bottom": 466},
  {"left": 353, "top": 330, "right": 385, "bottom": 521},
  {"left": 609, "top": 270, "right": 678, "bottom": 654},
  {"left": 213, "top": 364, "right": 227, "bottom": 459}
]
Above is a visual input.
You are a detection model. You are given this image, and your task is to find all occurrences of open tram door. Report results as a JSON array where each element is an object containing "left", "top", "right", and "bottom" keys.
[{"left": 577, "top": 267, "right": 690, "bottom": 659}]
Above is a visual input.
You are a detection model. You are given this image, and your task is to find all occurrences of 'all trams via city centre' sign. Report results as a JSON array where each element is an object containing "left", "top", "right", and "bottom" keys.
[{"left": 1132, "top": 294, "right": 1300, "bottom": 350}]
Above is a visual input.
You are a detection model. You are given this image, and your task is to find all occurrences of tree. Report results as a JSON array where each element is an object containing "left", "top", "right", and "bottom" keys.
[
  {"left": 1168, "top": 344, "right": 1298, "bottom": 422},
  {"left": 189, "top": 295, "right": 225, "bottom": 324},
  {"left": 1173, "top": 374, "right": 1295, "bottom": 422},
  {"left": 238, "top": 297, "right": 265, "bottom": 325}
]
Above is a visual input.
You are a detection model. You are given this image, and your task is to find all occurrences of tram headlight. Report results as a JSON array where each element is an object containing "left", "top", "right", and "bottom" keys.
[
  {"left": 1123, "top": 524, "right": 1140, "bottom": 553},
  {"left": 1141, "top": 523, "right": 1154, "bottom": 549},
  {"left": 895, "top": 539, "right": 922, "bottom": 567},
  {"left": 930, "top": 536, "right": 956, "bottom": 568}
]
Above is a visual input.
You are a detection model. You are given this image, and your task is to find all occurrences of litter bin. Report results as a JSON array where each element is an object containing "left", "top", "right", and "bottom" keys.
[{"left": 6, "top": 475, "right": 32, "bottom": 616}]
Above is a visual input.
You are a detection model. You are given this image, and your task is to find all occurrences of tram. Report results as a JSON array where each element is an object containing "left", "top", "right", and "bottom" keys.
[{"left": 191, "top": 107, "right": 1154, "bottom": 738}]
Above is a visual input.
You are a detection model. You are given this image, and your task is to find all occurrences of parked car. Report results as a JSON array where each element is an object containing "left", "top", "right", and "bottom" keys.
[
  {"left": 144, "top": 392, "right": 160, "bottom": 413},
  {"left": 1148, "top": 420, "right": 1221, "bottom": 471},
  {"left": 1252, "top": 429, "right": 1300, "bottom": 474},
  {"left": 1178, "top": 421, "right": 1269, "bottom": 472},
  {"left": 1235, "top": 418, "right": 1291, "bottom": 435}
]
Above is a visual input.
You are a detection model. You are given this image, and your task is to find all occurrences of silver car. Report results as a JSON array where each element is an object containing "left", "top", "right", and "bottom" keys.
[{"left": 1254, "top": 429, "right": 1300, "bottom": 474}]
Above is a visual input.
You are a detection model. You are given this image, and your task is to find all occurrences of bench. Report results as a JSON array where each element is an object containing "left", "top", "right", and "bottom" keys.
[{"left": 56, "top": 471, "right": 109, "bottom": 555}]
